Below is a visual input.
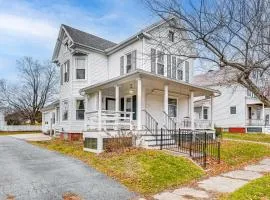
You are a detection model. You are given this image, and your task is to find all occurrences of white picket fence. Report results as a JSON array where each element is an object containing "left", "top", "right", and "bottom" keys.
[{"left": 0, "top": 125, "right": 41, "bottom": 132}]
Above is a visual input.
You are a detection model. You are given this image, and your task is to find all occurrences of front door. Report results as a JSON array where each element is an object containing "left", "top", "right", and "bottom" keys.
[{"left": 120, "top": 95, "right": 136, "bottom": 120}]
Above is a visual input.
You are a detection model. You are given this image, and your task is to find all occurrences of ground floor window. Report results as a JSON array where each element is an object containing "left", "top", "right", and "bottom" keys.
[
  {"left": 168, "top": 98, "right": 177, "bottom": 118},
  {"left": 76, "top": 100, "right": 85, "bottom": 120},
  {"left": 203, "top": 107, "right": 208, "bottom": 120},
  {"left": 230, "top": 106, "right": 236, "bottom": 114},
  {"left": 62, "top": 100, "right": 69, "bottom": 120}
]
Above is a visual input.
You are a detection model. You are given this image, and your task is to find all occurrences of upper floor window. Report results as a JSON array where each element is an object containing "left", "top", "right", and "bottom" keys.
[
  {"left": 76, "top": 58, "right": 86, "bottom": 79},
  {"left": 157, "top": 51, "right": 164, "bottom": 75},
  {"left": 203, "top": 108, "right": 208, "bottom": 120},
  {"left": 76, "top": 99, "right": 85, "bottom": 120},
  {"left": 168, "top": 31, "right": 174, "bottom": 42},
  {"left": 185, "top": 61, "right": 190, "bottom": 83},
  {"left": 64, "top": 60, "right": 70, "bottom": 83},
  {"left": 62, "top": 100, "right": 69, "bottom": 120},
  {"left": 177, "top": 58, "right": 183, "bottom": 80},
  {"left": 230, "top": 106, "right": 236, "bottom": 114},
  {"left": 126, "top": 53, "right": 132, "bottom": 73}
]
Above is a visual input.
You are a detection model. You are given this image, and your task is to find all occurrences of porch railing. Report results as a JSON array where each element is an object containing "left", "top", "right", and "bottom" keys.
[
  {"left": 246, "top": 119, "right": 269, "bottom": 126},
  {"left": 163, "top": 111, "right": 176, "bottom": 130},
  {"left": 85, "top": 110, "right": 133, "bottom": 131},
  {"left": 177, "top": 118, "right": 212, "bottom": 129}
]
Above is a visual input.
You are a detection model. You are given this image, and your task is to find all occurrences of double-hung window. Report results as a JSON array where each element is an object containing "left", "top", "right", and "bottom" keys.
[
  {"left": 168, "top": 98, "right": 177, "bottom": 118},
  {"left": 64, "top": 60, "right": 70, "bottom": 82},
  {"left": 157, "top": 51, "right": 164, "bottom": 75},
  {"left": 168, "top": 31, "right": 174, "bottom": 42},
  {"left": 76, "top": 57, "right": 86, "bottom": 79},
  {"left": 76, "top": 100, "right": 85, "bottom": 120},
  {"left": 177, "top": 58, "right": 183, "bottom": 80},
  {"left": 203, "top": 108, "right": 208, "bottom": 120},
  {"left": 126, "top": 53, "right": 132, "bottom": 73},
  {"left": 62, "top": 100, "right": 69, "bottom": 121}
]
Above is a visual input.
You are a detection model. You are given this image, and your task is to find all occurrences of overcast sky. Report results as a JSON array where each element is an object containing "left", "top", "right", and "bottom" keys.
[{"left": 0, "top": 0, "right": 157, "bottom": 81}]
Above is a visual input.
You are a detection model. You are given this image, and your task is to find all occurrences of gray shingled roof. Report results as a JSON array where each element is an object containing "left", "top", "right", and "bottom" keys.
[{"left": 62, "top": 24, "right": 117, "bottom": 51}]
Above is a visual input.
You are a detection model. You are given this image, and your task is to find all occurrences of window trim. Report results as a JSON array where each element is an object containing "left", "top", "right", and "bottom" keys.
[
  {"left": 168, "top": 97, "right": 178, "bottom": 118},
  {"left": 75, "top": 57, "right": 86, "bottom": 80},
  {"left": 63, "top": 60, "right": 70, "bottom": 83},
  {"left": 62, "top": 100, "right": 69, "bottom": 121},
  {"left": 203, "top": 107, "right": 208, "bottom": 120},
  {"left": 126, "top": 52, "right": 132, "bottom": 74},
  {"left": 76, "top": 99, "right": 85, "bottom": 120},
  {"left": 168, "top": 31, "right": 174, "bottom": 42},
  {"left": 157, "top": 51, "right": 164, "bottom": 75}
]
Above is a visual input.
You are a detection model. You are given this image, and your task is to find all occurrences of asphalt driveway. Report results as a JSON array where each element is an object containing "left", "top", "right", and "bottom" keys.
[{"left": 0, "top": 136, "right": 136, "bottom": 200}]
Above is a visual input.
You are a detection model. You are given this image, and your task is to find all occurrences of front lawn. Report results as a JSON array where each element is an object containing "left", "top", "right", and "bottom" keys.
[
  {"left": 222, "top": 132, "right": 270, "bottom": 143},
  {"left": 31, "top": 139, "right": 204, "bottom": 195},
  {"left": 222, "top": 174, "right": 270, "bottom": 200},
  {"left": 210, "top": 140, "right": 270, "bottom": 174},
  {"left": 0, "top": 131, "right": 40, "bottom": 136}
]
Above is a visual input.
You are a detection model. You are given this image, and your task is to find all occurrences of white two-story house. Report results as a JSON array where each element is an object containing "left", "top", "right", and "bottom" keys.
[
  {"left": 41, "top": 18, "right": 218, "bottom": 141},
  {"left": 193, "top": 69, "right": 270, "bottom": 134}
]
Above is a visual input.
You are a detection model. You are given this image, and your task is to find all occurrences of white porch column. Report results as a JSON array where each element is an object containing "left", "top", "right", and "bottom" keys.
[
  {"left": 189, "top": 91, "right": 194, "bottom": 130},
  {"left": 115, "top": 85, "right": 120, "bottom": 130},
  {"left": 137, "top": 78, "right": 142, "bottom": 130},
  {"left": 164, "top": 85, "right": 169, "bottom": 113},
  {"left": 210, "top": 95, "right": 214, "bottom": 129},
  {"left": 98, "top": 90, "right": 102, "bottom": 131}
]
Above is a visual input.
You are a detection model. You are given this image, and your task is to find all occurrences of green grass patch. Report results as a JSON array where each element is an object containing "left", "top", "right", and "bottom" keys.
[
  {"left": 0, "top": 131, "right": 40, "bottom": 136},
  {"left": 222, "top": 132, "right": 270, "bottom": 143},
  {"left": 221, "top": 140, "right": 270, "bottom": 167},
  {"left": 31, "top": 139, "right": 204, "bottom": 195},
  {"left": 222, "top": 174, "right": 270, "bottom": 200}
]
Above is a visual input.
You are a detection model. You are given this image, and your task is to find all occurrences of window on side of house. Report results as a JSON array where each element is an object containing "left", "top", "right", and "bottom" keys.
[
  {"left": 64, "top": 60, "right": 70, "bottom": 82},
  {"left": 185, "top": 61, "right": 189, "bottom": 83},
  {"left": 203, "top": 108, "right": 208, "bottom": 120},
  {"left": 168, "top": 31, "right": 174, "bottom": 42},
  {"left": 172, "top": 56, "right": 176, "bottom": 79},
  {"left": 76, "top": 99, "right": 85, "bottom": 120},
  {"left": 52, "top": 113, "right": 55, "bottom": 124},
  {"left": 126, "top": 53, "right": 132, "bottom": 73},
  {"left": 62, "top": 100, "right": 69, "bottom": 120},
  {"left": 168, "top": 98, "right": 177, "bottom": 118},
  {"left": 230, "top": 106, "right": 236, "bottom": 114},
  {"left": 157, "top": 51, "right": 164, "bottom": 75},
  {"left": 177, "top": 58, "right": 183, "bottom": 80},
  {"left": 256, "top": 108, "right": 261, "bottom": 120},
  {"left": 76, "top": 57, "right": 86, "bottom": 79}
]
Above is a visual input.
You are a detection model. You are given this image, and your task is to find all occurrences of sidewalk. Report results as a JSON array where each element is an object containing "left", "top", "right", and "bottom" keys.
[
  {"left": 152, "top": 158, "right": 270, "bottom": 200},
  {"left": 9, "top": 133, "right": 51, "bottom": 141}
]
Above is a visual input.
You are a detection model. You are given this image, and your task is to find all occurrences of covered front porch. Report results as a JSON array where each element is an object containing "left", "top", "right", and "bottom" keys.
[
  {"left": 81, "top": 70, "right": 217, "bottom": 132},
  {"left": 246, "top": 102, "right": 270, "bottom": 126}
]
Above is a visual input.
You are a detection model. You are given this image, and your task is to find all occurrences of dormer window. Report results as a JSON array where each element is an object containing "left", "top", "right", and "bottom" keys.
[{"left": 168, "top": 31, "right": 174, "bottom": 42}]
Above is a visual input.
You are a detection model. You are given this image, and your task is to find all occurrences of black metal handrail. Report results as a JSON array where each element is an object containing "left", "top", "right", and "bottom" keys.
[
  {"left": 163, "top": 111, "right": 177, "bottom": 130},
  {"left": 160, "top": 128, "right": 220, "bottom": 168}
]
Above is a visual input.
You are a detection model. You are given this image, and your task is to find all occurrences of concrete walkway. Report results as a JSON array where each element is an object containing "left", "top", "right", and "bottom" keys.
[
  {"left": 0, "top": 136, "right": 136, "bottom": 200},
  {"left": 153, "top": 158, "right": 270, "bottom": 200}
]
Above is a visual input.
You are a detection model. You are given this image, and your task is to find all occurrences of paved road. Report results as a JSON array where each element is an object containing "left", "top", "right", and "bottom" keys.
[{"left": 0, "top": 136, "right": 136, "bottom": 200}]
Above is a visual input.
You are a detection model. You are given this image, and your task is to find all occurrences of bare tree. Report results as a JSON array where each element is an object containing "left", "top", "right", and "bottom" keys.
[
  {"left": 143, "top": 0, "right": 270, "bottom": 106},
  {"left": 0, "top": 57, "right": 58, "bottom": 124}
]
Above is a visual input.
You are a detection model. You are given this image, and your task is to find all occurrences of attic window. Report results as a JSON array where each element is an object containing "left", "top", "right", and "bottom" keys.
[
  {"left": 64, "top": 42, "right": 69, "bottom": 52},
  {"left": 168, "top": 31, "right": 174, "bottom": 42}
]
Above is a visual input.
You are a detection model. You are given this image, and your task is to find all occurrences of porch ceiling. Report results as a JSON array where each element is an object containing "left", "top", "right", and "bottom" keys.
[{"left": 80, "top": 69, "right": 220, "bottom": 97}]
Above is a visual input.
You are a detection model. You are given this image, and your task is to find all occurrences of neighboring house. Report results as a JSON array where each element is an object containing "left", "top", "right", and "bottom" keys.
[
  {"left": 42, "top": 18, "right": 218, "bottom": 145},
  {"left": 193, "top": 70, "right": 270, "bottom": 133}
]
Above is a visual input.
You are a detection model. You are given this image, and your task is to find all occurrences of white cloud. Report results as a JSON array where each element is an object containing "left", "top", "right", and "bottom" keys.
[{"left": 0, "top": 14, "right": 58, "bottom": 40}]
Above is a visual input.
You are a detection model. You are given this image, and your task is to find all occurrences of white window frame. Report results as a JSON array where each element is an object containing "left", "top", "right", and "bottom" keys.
[
  {"left": 203, "top": 107, "right": 208, "bottom": 120},
  {"left": 76, "top": 99, "right": 85, "bottom": 120},
  {"left": 168, "top": 97, "right": 177, "bottom": 118},
  {"left": 62, "top": 100, "right": 69, "bottom": 121},
  {"left": 63, "top": 60, "right": 69, "bottom": 83},
  {"left": 157, "top": 51, "right": 164, "bottom": 75},
  {"left": 126, "top": 53, "right": 132, "bottom": 74},
  {"left": 75, "top": 57, "right": 86, "bottom": 80}
]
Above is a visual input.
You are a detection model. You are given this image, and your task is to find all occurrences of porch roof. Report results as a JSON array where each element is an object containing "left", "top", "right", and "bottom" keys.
[{"left": 80, "top": 69, "right": 220, "bottom": 97}]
